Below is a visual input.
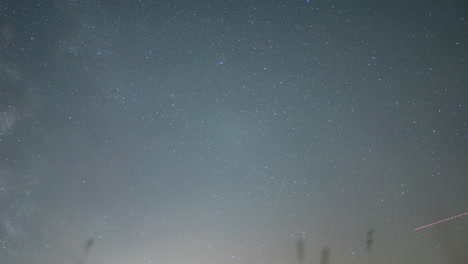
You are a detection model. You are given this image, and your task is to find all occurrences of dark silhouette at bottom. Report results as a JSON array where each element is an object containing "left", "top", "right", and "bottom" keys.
[{"left": 76, "top": 238, "right": 94, "bottom": 264}]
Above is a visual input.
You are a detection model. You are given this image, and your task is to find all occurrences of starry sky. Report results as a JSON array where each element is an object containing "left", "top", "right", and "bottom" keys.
[{"left": 1, "top": 0, "right": 467, "bottom": 263}]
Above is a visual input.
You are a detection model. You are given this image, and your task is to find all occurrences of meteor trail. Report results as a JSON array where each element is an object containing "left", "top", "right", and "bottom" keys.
[
  {"left": 273, "top": 174, "right": 287, "bottom": 210},
  {"left": 415, "top": 211, "right": 468, "bottom": 231}
]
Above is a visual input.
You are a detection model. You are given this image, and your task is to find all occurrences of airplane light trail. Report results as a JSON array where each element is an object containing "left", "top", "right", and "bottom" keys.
[{"left": 415, "top": 211, "right": 468, "bottom": 231}]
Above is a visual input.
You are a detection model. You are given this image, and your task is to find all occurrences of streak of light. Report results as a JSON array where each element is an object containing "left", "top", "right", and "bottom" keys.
[
  {"left": 273, "top": 174, "right": 287, "bottom": 210},
  {"left": 415, "top": 211, "right": 468, "bottom": 231}
]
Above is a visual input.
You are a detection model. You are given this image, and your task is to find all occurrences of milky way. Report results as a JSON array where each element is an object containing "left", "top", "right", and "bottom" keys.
[{"left": 1, "top": 0, "right": 467, "bottom": 263}]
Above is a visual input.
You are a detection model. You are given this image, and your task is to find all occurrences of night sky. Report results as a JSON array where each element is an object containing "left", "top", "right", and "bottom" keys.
[{"left": 1, "top": 0, "right": 467, "bottom": 263}]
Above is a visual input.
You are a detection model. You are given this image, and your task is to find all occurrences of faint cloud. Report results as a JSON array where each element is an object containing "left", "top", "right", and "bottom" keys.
[{"left": 0, "top": 107, "right": 18, "bottom": 135}]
